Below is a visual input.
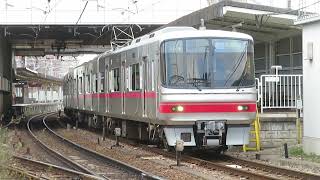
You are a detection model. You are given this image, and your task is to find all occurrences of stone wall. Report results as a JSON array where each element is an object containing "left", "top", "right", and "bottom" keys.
[{"left": 257, "top": 117, "right": 301, "bottom": 148}]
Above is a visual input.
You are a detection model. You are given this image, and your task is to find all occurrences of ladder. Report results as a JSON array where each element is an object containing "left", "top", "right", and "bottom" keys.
[{"left": 243, "top": 108, "right": 261, "bottom": 152}]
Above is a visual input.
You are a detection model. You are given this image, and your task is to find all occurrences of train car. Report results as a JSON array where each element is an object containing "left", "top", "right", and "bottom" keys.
[{"left": 63, "top": 26, "right": 256, "bottom": 151}]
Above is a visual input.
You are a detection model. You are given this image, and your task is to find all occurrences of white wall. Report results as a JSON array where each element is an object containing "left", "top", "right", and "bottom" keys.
[{"left": 302, "top": 21, "right": 320, "bottom": 155}]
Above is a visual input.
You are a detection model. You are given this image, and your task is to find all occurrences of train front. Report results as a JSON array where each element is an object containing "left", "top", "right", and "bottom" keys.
[{"left": 158, "top": 31, "right": 256, "bottom": 150}]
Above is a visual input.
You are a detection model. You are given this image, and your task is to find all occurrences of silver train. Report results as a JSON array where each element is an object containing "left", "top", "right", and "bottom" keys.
[{"left": 63, "top": 26, "right": 257, "bottom": 151}]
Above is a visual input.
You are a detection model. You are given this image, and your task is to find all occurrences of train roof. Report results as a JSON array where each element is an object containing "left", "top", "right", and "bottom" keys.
[
  {"left": 68, "top": 26, "right": 253, "bottom": 74},
  {"left": 160, "top": 28, "right": 253, "bottom": 41},
  {"left": 111, "top": 26, "right": 253, "bottom": 53}
]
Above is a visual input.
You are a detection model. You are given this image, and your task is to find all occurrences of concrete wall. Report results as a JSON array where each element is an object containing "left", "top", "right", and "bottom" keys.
[
  {"left": 302, "top": 20, "right": 320, "bottom": 155},
  {"left": 0, "top": 30, "right": 12, "bottom": 117}
]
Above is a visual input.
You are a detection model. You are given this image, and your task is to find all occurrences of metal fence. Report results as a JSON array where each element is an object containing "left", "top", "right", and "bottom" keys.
[{"left": 257, "top": 74, "right": 303, "bottom": 113}]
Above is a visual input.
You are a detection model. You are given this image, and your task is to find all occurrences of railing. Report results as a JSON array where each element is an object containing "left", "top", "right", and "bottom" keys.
[
  {"left": 257, "top": 74, "right": 303, "bottom": 113},
  {"left": 255, "top": 78, "right": 261, "bottom": 102}
]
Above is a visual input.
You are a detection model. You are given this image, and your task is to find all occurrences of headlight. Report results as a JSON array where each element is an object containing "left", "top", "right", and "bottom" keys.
[
  {"left": 172, "top": 105, "right": 184, "bottom": 112},
  {"left": 237, "top": 105, "right": 249, "bottom": 111}
]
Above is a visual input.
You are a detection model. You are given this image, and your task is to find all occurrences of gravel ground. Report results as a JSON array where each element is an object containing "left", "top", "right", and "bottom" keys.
[
  {"left": 56, "top": 127, "right": 236, "bottom": 180},
  {"left": 7, "top": 127, "right": 68, "bottom": 168},
  {"left": 226, "top": 145, "right": 320, "bottom": 175},
  {"left": 9, "top": 158, "right": 83, "bottom": 179}
]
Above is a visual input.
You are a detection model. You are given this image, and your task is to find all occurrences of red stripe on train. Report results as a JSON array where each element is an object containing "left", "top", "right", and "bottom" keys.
[
  {"left": 77, "top": 91, "right": 156, "bottom": 99},
  {"left": 159, "top": 102, "right": 256, "bottom": 113}
]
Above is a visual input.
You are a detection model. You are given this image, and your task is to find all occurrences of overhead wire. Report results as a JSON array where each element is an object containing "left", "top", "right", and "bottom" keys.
[
  {"left": 258, "top": 0, "right": 320, "bottom": 16},
  {"left": 76, "top": 1, "right": 89, "bottom": 25}
]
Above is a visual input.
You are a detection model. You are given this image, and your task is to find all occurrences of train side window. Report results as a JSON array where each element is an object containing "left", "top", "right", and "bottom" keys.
[
  {"left": 79, "top": 77, "right": 83, "bottom": 94},
  {"left": 95, "top": 74, "right": 98, "bottom": 93},
  {"left": 111, "top": 68, "right": 120, "bottom": 92},
  {"left": 130, "top": 63, "right": 140, "bottom": 91},
  {"left": 86, "top": 74, "right": 90, "bottom": 93},
  {"left": 100, "top": 72, "right": 105, "bottom": 93},
  {"left": 74, "top": 79, "right": 77, "bottom": 94},
  {"left": 92, "top": 74, "right": 97, "bottom": 93},
  {"left": 126, "top": 66, "right": 130, "bottom": 91},
  {"left": 151, "top": 60, "right": 155, "bottom": 91},
  {"left": 15, "top": 87, "right": 23, "bottom": 97}
]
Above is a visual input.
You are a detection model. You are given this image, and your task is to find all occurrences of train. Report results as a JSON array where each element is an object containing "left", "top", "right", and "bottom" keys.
[{"left": 63, "top": 26, "right": 256, "bottom": 151}]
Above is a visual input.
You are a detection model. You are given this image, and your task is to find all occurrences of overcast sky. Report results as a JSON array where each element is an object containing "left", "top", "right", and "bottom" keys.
[
  {"left": 0, "top": 0, "right": 210, "bottom": 24},
  {"left": 0, "top": 0, "right": 301, "bottom": 24}
]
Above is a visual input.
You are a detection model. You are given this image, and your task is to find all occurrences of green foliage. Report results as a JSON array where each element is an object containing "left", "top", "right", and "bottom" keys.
[
  {"left": 289, "top": 146, "right": 304, "bottom": 156},
  {"left": 0, "top": 128, "right": 11, "bottom": 178},
  {"left": 289, "top": 146, "right": 320, "bottom": 163}
]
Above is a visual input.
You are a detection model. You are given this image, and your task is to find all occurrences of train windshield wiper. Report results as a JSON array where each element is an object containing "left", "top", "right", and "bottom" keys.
[
  {"left": 192, "top": 82, "right": 202, "bottom": 91},
  {"left": 223, "top": 45, "right": 247, "bottom": 86},
  {"left": 187, "top": 78, "right": 209, "bottom": 91},
  {"left": 236, "top": 72, "right": 246, "bottom": 91}
]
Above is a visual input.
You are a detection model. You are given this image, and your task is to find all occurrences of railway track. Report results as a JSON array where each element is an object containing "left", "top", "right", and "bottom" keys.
[
  {"left": 143, "top": 145, "right": 320, "bottom": 180},
  {"left": 220, "top": 154, "right": 320, "bottom": 180},
  {"left": 51, "top": 116, "right": 320, "bottom": 179},
  {"left": 10, "top": 155, "right": 99, "bottom": 179},
  {"left": 27, "top": 113, "right": 98, "bottom": 175},
  {"left": 32, "top": 113, "right": 160, "bottom": 180}
]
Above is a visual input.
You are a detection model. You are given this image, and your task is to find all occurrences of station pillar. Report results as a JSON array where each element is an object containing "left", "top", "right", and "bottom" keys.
[{"left": 0, "top": 30, "right": 12, "bottom": 117}]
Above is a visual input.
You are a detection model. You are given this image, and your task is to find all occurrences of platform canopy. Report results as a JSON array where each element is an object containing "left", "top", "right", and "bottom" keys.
[
  {"left": 0, "top": 0, "right": 210, "bottom": 56},
  {"left": 15, "top": 67, "right": 62, "bottom": 86},
  {"left": 2, "top": 24, "right": 160, "bottom": 56},
  {"left": 166, "top": 1, "right": 301, "bottom": 43}
]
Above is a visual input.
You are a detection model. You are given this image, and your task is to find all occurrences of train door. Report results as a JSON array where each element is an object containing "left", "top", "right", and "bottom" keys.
[
  {"left": 105, "top": 63, "right": 109, "bottom": 113},
  {"left": 76, "top": 75, "right": 79, "bottom": 109},
  {"left": 142, "top": 56, "right": 148, "bottom": 117},
  {"left": 109, "top": 54, "right": 122, "bottom": 115},
  {"left": 82, "top": 72, "right": 85, "bottom": 109},
  {"left": 92, "top": 60, "right": 98, "bottom": 112},
  {"left": 121, "top": 60, "right": 126, "bottom": 114},
  {"left": 98, "top": 58, "right": 106, "bottom": 114}
]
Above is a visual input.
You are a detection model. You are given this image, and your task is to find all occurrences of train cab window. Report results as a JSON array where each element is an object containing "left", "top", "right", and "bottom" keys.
[
  {"left": 161, "top": 38, "right": 254, "bottom": 88},
  {"left": 130, "top": 63, "right": 140, "bottom": 91},
  {"left": 111, "top": 68, "right": 120, "bottom": 92},
  {"left": 100, "top": 72, "right": 105, "bottom": 93}
]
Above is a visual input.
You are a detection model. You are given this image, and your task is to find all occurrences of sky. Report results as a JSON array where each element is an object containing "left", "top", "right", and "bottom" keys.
[
  {"left": 0, "top": 0, "right": 210, "bottom": 24},
  {"left": 0, "top": 0, "right": 302, "bottom": 25}
]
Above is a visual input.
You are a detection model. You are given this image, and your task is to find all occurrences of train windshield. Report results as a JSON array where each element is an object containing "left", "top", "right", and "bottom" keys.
[{"left": 160, "top": 38, "right": 254, "bottom": 89}]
